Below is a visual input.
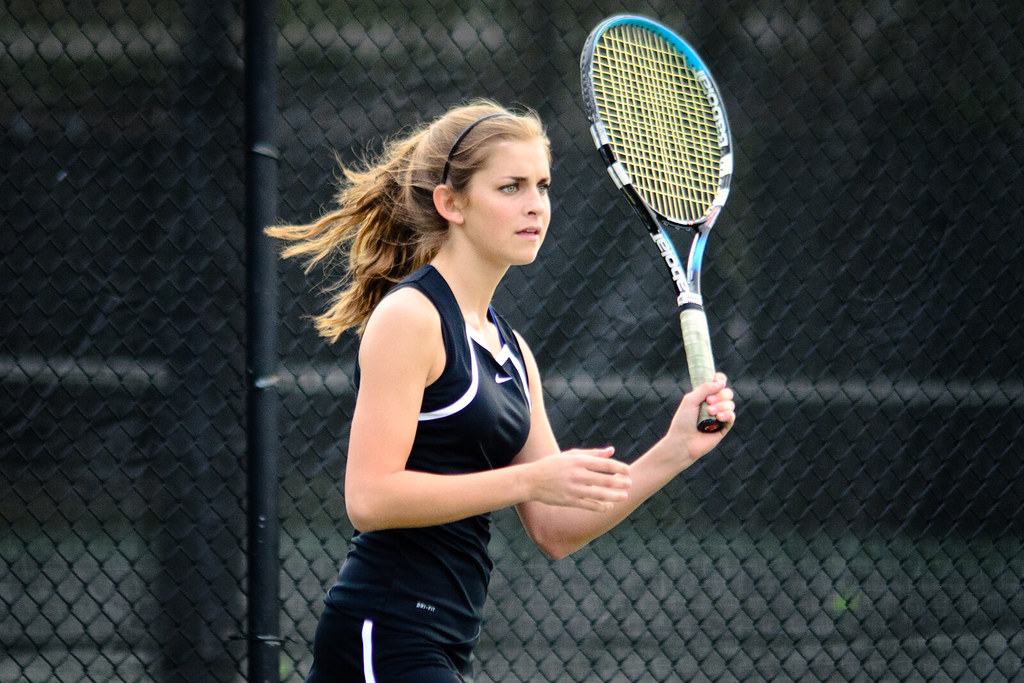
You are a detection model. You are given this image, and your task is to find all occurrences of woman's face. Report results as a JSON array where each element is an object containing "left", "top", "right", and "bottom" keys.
[{"left": 455, "top": 138, "right": 552, "bottom": 268}]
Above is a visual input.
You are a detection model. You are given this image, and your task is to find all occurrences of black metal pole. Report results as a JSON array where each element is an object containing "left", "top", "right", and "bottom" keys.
[{"left": 244, "top": 1, "right": 281, "bottom": 681}]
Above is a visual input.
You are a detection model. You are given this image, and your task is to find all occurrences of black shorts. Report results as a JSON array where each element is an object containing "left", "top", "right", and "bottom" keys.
[{"left": 305, "top": 603, "right": 476, "bottom": 683}]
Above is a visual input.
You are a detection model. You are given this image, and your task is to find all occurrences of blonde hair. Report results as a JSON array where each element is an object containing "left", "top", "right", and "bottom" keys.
[{"left": 267, "top": 99, "right": 549, "bottom": 341}]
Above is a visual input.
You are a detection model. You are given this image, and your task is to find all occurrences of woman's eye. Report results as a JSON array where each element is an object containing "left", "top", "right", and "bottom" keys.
[
  {"left": 500, "top": 183, "right": 518, "bottom": 194},
  {"left": 538, "top": 183, "right": 550, "bottom": 195}
]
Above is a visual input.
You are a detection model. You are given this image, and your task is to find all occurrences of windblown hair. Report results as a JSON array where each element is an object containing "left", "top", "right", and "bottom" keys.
[{"left": 266, "top": 99, "right": 549, "bottom": 341}]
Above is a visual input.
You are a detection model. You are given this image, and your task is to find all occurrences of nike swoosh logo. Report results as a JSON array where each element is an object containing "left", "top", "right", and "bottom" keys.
[{"left": 495, "top": 374, "right": 513, "bottom": 384}]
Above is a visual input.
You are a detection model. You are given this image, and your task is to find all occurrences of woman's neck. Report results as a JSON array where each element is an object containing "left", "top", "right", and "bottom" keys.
[{"left": 430, "top": 251, "right": 506, "bottom": 332}]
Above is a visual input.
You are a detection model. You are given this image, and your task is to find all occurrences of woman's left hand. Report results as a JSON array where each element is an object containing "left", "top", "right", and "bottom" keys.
[{"left": 666, "top": 372, "right": 736, "bottom": 465}]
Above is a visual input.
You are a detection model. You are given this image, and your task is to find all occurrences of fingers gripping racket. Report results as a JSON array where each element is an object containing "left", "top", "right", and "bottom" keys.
[{"left": 581, "top": 14, "right": 733, "bottom": 432}]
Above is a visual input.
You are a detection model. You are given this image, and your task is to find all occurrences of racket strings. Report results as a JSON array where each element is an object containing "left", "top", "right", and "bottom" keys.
[{"left": 592, "top": 25, "right": 721, "bottom": 223}]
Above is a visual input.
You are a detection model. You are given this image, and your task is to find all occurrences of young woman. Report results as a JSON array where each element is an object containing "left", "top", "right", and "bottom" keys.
[{"left": 268, "top": 100, "right": 736, "bottom": 682}]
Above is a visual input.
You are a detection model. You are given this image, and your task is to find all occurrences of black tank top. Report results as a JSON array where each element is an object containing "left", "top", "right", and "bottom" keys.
[{"left": 327, "top": 265, "right": 532, "bottom": 644}]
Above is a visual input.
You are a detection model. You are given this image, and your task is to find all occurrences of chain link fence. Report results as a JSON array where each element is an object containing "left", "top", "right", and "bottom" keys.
[{"left": 3, "top": 1, "right": 1022, "bottom": 681}]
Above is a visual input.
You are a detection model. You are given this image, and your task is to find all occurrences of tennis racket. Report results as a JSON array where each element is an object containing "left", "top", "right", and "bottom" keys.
[{"left": 580, "top": 14, "right": 733, "bottom": 432}]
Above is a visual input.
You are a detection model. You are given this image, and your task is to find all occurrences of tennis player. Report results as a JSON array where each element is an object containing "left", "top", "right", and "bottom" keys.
[{"left": 268, "top": 99, "right": 735, "bottom": 682}]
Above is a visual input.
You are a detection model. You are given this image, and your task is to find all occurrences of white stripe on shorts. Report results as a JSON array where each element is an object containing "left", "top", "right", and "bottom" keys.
[{"left": 361, "top": 619, "right": 376, "bottom": 683}]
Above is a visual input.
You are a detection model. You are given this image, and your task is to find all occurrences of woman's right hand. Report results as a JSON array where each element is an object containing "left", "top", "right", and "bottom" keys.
[{"left": 523, "top": 447, "right": 632, "bottom": 512}]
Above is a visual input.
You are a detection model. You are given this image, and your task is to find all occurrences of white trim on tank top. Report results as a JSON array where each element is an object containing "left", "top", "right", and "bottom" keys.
[{"left": 418, "top": 325, "right": 480, "bottom": 421}]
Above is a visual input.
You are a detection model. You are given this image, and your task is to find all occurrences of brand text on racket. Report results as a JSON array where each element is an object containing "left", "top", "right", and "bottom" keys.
[
  {"left": 651, "top": 232, "right": 703, "bottom": 308},
  {"left": 697, "top": 71, "right": 728, "bottom": 147}
]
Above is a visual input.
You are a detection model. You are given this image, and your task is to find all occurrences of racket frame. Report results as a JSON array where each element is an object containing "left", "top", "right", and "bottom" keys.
[{"left": 581, "top": 14, "right": 733, "bottom": 432}]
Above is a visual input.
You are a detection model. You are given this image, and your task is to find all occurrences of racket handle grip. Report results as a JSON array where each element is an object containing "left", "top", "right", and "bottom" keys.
[{"left": 679, "top": 307, "right": 726, "bottom": 433}]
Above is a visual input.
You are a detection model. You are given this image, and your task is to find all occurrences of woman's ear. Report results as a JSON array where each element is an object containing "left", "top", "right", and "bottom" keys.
[{"left": 432, "top": 185, "right": 464, "bottom": 225}]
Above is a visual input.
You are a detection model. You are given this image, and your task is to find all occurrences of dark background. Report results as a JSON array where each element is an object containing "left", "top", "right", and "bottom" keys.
[{"left": 2, "top": 1, "right": 1022, "bottom": 680}]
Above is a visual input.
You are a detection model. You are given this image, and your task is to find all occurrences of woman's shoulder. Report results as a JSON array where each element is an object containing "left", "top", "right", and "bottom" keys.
[
  {"left": 365, "top": 285, "right": 440, "bottom": 340},
  {"left": 359, "top": 285, "right": 446, "bottom": 385}
]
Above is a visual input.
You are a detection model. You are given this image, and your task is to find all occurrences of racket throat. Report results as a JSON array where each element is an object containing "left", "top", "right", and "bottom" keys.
[{"left": 649, "top": 230, "right": 703, "bottom": 308}]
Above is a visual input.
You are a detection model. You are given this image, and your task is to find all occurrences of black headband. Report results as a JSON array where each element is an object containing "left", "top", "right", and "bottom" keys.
[{"left": 439, "top": 112, "right": 508, "bottom": 185}]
